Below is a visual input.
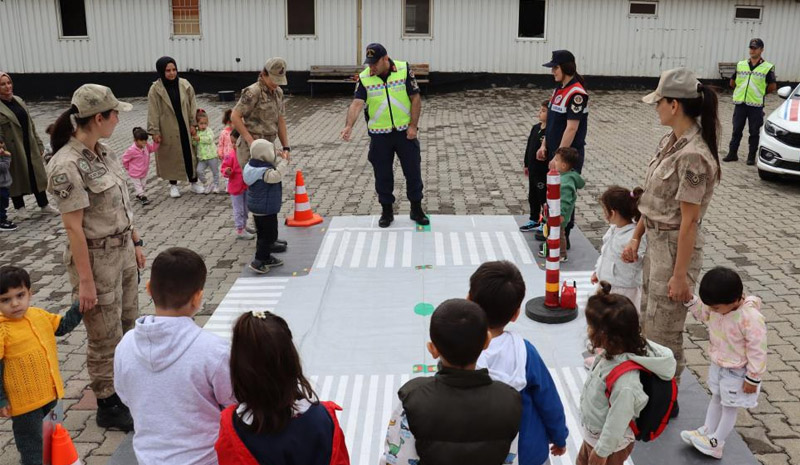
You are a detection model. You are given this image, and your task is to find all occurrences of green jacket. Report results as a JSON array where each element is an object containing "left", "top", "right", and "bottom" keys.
[
  {"left": 0, "top": 96, "right": 47, "bottom": 197},
  {"left": 560, "top": 169, "right": 585, "bottom": 223},
  {"left": 580, "top": 340, "right": 676, "bottom": 457}
]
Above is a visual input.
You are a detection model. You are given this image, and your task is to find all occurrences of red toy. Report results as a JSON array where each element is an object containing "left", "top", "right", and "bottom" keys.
[{"left": 560, "top": 280, "right": 577, "bottom": 310}]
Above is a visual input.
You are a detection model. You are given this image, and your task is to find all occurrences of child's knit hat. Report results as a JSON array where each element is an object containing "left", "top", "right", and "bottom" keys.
[{"left": 250, "top": 139, "right": 279, "bottom": 164}]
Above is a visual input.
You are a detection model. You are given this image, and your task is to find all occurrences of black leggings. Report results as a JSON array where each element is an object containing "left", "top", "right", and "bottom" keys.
[
  {"left": 12, "top": 190, "right": 49, "bottom": 209},
  {"left": 254, "top": 214, "right": 278, "bottom": 261}
]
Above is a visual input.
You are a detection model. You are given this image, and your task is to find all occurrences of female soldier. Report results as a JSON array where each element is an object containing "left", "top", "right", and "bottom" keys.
[
  {"left": 623, "top": 68, "right": 721, "bottom": 416},
  {"left": 47, "top": 84, "right": 145, "bottom": 431},
  {"left": 0, "top": 72, "right": 58, "bottom": 215},
  {"left": 147, "top": 56, "right": 201, "bottom": 198}
]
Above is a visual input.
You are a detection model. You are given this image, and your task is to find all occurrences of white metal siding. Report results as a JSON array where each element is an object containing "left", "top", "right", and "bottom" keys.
[{"left": 0, "top": 0, "right": 798, "bottom": 79}]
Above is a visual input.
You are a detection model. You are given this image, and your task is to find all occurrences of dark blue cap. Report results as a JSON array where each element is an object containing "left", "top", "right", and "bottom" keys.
[
  {"left": 749, "top": 38, "right": 764, "bottom": 49},
  {"left": 364, "top": 43, "right": 388, "bottom": 65},
  {"left": 543, "top": 50, "right": 576, "bottom": 68}
]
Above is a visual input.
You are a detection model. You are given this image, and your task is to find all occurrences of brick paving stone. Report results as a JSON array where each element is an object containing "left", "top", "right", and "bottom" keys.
[{"left": 1, "top": 88, "right": 799, "bottom": 464}]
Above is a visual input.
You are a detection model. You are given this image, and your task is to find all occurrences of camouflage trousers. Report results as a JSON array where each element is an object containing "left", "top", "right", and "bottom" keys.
[
  {"left": 640, "top": 226, "right": 705, "bottom": 383},
  {"left": 67, "top": 241, "right": 138, "bottom": 399}
]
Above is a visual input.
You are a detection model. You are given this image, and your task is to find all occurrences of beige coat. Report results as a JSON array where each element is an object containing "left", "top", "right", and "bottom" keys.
[
  {"left": 0, "top": 96, "right": 47, "bottom": 197},
  {"left": 146, "top": 78, "right": 197, "bottom": 181}
]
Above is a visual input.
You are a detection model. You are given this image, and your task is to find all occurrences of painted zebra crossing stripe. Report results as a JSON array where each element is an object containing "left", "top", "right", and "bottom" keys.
[
  {"left": 306, "top": 368, "right": 633, "bottom": 465},
  {"left": 312, "top": 230, "right": 536, "bottom": 269},
  {"left": 204, "top": 277, "right": 287, "bottom": 338}
]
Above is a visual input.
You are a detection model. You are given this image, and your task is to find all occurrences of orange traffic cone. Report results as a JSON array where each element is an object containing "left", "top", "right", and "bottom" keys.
[
  {"left": 286, "top": 170, "right": 323, "bottom": 227},
  {"left": 51, "top": 424, "right": 81, "bottom": 465}
]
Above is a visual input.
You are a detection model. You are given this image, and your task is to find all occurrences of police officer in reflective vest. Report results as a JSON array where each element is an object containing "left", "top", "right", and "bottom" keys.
[
  {"left": 341, "top": 43, "right": 428, "bottom": 228},
  {"left": 724, "top": 38, "right": 776, "bottom": 165}
]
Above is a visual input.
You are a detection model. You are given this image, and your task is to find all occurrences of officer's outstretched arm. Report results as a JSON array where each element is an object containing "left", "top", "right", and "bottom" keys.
[{"left": 341, "top": 99, "right": 365, "bottom": 141}]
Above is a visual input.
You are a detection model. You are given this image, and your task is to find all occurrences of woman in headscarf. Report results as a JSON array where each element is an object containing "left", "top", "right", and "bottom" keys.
[
  {"left": 146, "top": 57, "right": 202, "bottom": 198},
  {"left": 0, "top": 72, "right": 59, "bottom": 215}
]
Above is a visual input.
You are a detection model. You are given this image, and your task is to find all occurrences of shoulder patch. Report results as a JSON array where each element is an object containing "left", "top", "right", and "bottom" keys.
[
  {"left": 571, "top": 104, "right": 582, "bottom": 113},
  {"left": 52, "top": 173, "right": 69, "bottom": 185},
  {"left": 54, "top": 184, "right": 73, "bottom": 199},
  {"left": 684, "top": 170, "right": 707, "bottom": 187},
  {"left": 572, "top": 94, "right": 584, "bottom": 105},
  {"left": 77, "top": 159, "right": 91, "bottom": 173}
]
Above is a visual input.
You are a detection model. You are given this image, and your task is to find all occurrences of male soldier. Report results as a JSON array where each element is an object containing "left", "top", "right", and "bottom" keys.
[
  {"left": 724, "top": 38, "right": 776, "bottom": 165},
  {"left": 340, "top": 43, "right": 428, "bottom": 228},
  {"left": 232, "top": 57, "right": 292, "bottom": 169}
]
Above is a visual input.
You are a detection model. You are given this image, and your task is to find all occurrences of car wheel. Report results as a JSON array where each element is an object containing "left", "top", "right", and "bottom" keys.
[{"left": 758, "top": 168, "right": 779, "bottom": 181}]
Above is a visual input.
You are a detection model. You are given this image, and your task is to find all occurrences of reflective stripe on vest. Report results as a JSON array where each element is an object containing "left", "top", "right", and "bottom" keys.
[
  {"left": 360, "top": 61, "right": 413, "bottom": 133},
  {"left": 733, "top": 60, "right": 773, "bottom": 106}
]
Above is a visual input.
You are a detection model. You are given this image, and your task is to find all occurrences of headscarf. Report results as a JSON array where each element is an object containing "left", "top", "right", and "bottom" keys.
[
  {"left": 155, "top": 57, "right": 182, "bottom": 112},
  {"left": 0, "top": 71, "right": 13, "bottom": 101}
]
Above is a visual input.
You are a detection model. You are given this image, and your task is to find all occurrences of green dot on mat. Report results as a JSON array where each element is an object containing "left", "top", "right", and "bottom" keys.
[{"left": 414, "top": 303, "right": 435, "bottom": 316}]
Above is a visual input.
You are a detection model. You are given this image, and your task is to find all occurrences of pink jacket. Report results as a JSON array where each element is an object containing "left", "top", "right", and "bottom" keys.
[
  {"left": 220, "top": 152, "right": 246, "bottom": 195},
  {"left": 687, "top": 295, "right": 767, "bottom": 383},
  {"left": 218, "top": 126, "right": 234, "bottom": 158},
  {"left": 122, "top": 142, "right": 159, "bottom": 179}
]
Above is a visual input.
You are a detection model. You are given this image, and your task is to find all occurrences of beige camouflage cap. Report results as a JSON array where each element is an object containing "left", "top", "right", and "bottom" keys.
[
  {"left": 71, "top": 84, "right": 132, "bottom": 118},
  {"left": 642, "top": 68, "right": 702, "bottom": 104},
  {"left": 263, "top": 57, "right": 288, "bottom": 86}
]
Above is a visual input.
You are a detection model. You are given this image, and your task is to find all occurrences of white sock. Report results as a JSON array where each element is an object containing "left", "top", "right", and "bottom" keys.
[
  {"left": 703, "top": 394, "right": 723, "bottom": 433},
  {"left": 710, "top": 405, "right": 738, "bottom": 444}
]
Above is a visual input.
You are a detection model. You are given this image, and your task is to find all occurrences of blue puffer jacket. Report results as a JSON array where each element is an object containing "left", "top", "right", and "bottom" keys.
[{"left": 244, "top": 159, "right": 282, "bottom": 215}]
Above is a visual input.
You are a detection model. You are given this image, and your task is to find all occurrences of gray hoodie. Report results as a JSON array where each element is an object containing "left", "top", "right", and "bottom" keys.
[
  {"left": 114, "top": 316, "right": 236, "bottom": 465},
  {"left": 579, "top": 340, "right": 675, "bottom": 457},
  {"left": 0, "top": 153, "right": 11, "bottom": 188}
]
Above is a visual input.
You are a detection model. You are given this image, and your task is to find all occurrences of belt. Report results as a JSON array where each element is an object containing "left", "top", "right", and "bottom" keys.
[
  {"left": 86, "top": 231, "right": 132, "bottom": 249},
  {"left": 644, "top": 219, "right": 681, "bottom": 231},
  {"left": 249, "top": 133, "right": 276, "bottom": 141}
]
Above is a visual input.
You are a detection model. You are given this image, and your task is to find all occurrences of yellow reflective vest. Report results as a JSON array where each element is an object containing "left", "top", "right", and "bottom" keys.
[
  {"left": 360, "top": 61, "right": 412, "bottom": 134},
  {"left": 733, "top": 59, "right": 773, "bottom": 107}
]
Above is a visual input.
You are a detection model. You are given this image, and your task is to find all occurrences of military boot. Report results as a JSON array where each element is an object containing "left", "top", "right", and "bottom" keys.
[
  {"left": 410, "top": 201, "right": 429, "bottom": 226},
  {"left": 379, "top": 203, "right": 394, "bottom": 228},
  {"left": 96, "top": 393, "right": 134, "bottom": 432}
]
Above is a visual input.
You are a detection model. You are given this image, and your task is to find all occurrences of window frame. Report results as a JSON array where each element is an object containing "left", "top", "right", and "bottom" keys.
[
  {"left": 402, "top": 0, "right": 433, "bottom": 39},
  {"left": 169, "top": 0, "right": 202, "bottom": 39},
  {"left": 516, "top": 0, "right": 548, "bottom": 42},
  {"left": 285, "top": 0, "right": 317, "bottom": 39},
  {"left": 56, "top": 0, "right": 89, "bottom": 40},
  {"left": 733, "top": 5, "right": 762, "bottom": 22},
  {"left": 628, "top": 1, "right": 658, "bottom": 18}
]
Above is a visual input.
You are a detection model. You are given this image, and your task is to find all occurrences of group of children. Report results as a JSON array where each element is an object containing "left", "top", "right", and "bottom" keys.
[
  {"left": 1, "top": 244, "right": 766, "bottom": 464},
  {"left": 120, "top": 108, "right": 290, "bottom": 273}
]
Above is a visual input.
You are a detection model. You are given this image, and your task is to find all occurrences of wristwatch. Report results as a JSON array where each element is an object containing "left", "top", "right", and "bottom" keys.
[
  {"left": 283, "top": 146, "right": 292, "bottom": 152},
  {"left": 133, "top": 239, "right": 144, "bottom": 247}
]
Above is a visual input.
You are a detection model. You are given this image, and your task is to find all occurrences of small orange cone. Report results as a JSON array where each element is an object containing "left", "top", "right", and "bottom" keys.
[
  {"left": 51, "top": 424, "right": 81, "bottom": 465},
  {"left": 286, "top": 170, "right": 323, "bottom": 227}
]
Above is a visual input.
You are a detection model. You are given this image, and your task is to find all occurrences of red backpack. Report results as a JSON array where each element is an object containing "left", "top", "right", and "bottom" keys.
[{"left": 604, "top": 361, "right": 678, "bottom": 442}]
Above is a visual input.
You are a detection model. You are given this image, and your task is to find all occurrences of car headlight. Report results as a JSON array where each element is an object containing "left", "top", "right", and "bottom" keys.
[{"left": 765, "top": 120, "right": 788, "bottom": 137}]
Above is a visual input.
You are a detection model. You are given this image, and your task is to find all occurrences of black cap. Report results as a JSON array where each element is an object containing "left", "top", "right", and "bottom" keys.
[
  {"left": 749, "top": 38, "right": 764, "bottom": 49},
  {"left": 543, "top": 50, "right": 576, "bottom": 68},
  {"left": 364, "top": 43, "right": 388, "bottom": 65}
]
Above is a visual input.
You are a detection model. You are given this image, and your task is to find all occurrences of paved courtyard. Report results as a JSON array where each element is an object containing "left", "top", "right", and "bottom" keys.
[{"left": 1, "top": 86, "right": 799, "bottom": 464}]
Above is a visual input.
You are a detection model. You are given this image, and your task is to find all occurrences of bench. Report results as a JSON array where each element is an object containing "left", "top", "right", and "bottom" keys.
[
  {"left": 308, "top": 63, "right": 430, "bottom": 97},
  {"left": 718, "top": 62, "right": 737, "bottom": 80}
]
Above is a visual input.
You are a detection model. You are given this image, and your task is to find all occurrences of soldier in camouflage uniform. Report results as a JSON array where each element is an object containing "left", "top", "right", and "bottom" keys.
[
  {"left": 46, "top": 84, "right": 145, "bottom": 431},
  {"left": 231, "top": 57, "right": 292, "bottom": 169},
  {"left": 623, "top": 69, "right": 720, "bottom": 416}
]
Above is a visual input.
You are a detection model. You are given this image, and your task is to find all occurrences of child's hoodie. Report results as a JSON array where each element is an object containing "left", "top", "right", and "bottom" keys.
[
  {"left": 477, "top": 331, "right": 569, "bottom": 465},
  {"left": 579, "top": 340, "right": 675, "bottom": 458},
  {"left": 114, "top": 316, "right": 236, "bottom": 465},
  {"left": 560, "top": 169, "right": 585, "bottom": 224},
  {"left": 243, "top": 139, "right": 288, "bottom": 216}
]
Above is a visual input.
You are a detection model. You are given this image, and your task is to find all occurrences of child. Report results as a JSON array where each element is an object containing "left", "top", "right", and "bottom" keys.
[
  {"left": 0, "top": 136, "right": 15, "bottom": 231},
  {"left": 215, "top": 311, "right": 350, "bottom": 464},
  {"left": 244, "top": 139, "right": 289, "bottom": 274},
  {"left": 121, "top": 127, "right": 159, "bottom": 205},
  {"left": 380, "top": 298, "right": 522, "bottom": 465},
  {"left": 217, "top": 109, "right": 235, "bottom": 160},
  {"left": 471, "top": 261, "right": 569, "bottom": 465},
  {"left": 221, "top": 129, "right": 253, "bottom": 240},
  {"left": 0, "top": 266, "right": 82, "bottom": 465},
  {"left": 579, "top": 283, "right": 676, "bottom": 465},
  {"left": 680, "top": 267, "right": 766, "bottom": 459},
  {"left": 114, "top": 248, "right": 236, "bottom": 465},
  {"left": 537, "top": 147, "right": 585, "bottom": 261},
  {"left": 520, "top": 100, "right": 550, "bottom": 233},
  {"left": 42, "top": 124, "right": 56, "bottom": 164},
  {"left": 193, "top": 110, "right": 221, "bottom": 194}
]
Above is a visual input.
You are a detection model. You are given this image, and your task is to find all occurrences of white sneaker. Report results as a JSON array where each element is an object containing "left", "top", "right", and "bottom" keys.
[
  {"left": 680, "top": 426, "right": 708, "bottom": 445},
  {"left": 212, "top": 184, "right": 220, "bottom": 194},
  {"left": 170, "top": 185, "right": 181, "bottom": 198},
  {"left": 39, "top": 205, "right": 60, "bottom": 215},
  {"left": 236, "top": 229, "right": 255, "bottom": 240},
  {"left": 203, "top": 184, "right": 213, "bottom": 194},
  {"left": 690, "top": 434, "right": 724, "bottom": 459},
  {"left": 190, "top": 182, "right": 205, "bottom": 194}
]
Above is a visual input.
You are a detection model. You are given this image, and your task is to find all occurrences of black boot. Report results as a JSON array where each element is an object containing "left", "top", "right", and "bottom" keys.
[
  {"left": 96, "top": 393, "right": 134, "bottom": 432},
  {"left": 722, "top": 153, "right": 738, "bottom": 162},
  {"left": 379, "top": 203, "right": 394, "bottom": 228},
  {"left": 746, "top": 154, "right": 756, "bottom": 166},
  {"left": 410, "top": 201, "right": 429, "bottom": 226}
]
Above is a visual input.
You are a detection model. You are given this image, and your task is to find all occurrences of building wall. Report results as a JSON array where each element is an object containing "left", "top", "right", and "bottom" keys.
[{"left": 1, "top": 0, "right": 798, "bottom": 80}]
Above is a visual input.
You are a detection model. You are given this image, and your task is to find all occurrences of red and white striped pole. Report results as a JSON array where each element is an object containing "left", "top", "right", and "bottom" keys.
[{"left": 544, "top": 168, "right": 561, "bottom": 307}]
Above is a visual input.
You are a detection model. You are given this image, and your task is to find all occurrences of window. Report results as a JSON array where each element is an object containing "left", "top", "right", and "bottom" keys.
[
  {"left": 518, "top": 0, "right": 546, "bottom": 39},
  {"left": 287, "top": 0, "right": 315, "bottom": 36},
  {"left": 735, "top": 6, "right": 762, "bottom": 21},
  {"left": 171, "top": 0, "right": 201, "bottom": 36},
  {"left": 629, "top": 1, "right": 657, "bottom": 16},
  {"left": 58, "top": 0, "right": 88, "bottom": 37},
  {"left": 404, "top": 0, "right": 431, "bottom": 36}
]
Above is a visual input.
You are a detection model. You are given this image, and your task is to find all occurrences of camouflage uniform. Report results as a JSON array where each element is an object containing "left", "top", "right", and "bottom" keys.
[
  {"left": 638, "top": 124, "right": 718, "bottom": 381},
  {"left": 47, "top": 137, "right": 138, "bottom": 399},
  {"left": 233, "top": 81, "right": 285, "bottom": 168}
]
